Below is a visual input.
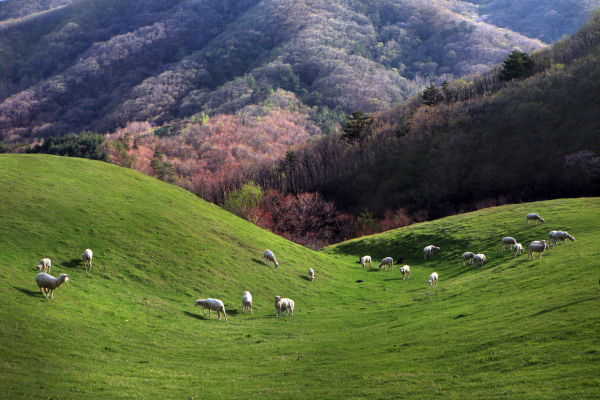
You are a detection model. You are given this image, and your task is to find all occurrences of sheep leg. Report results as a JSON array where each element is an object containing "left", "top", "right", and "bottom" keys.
[{"left": 221, "top": 308, "right": 228, "bottom": 322}]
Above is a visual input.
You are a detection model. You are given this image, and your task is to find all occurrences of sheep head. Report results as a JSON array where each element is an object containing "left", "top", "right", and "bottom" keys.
[
  {"left": 59, "top": 274, "right": 69, "bottom": 283},
  {"left": 194, "top": 300, "right": 205, "bottom": 307}
]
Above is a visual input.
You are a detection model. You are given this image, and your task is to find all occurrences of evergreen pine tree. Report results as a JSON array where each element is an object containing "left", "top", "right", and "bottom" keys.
[{"left": 501, "top": 50, "right": 534, "bottom": 81}]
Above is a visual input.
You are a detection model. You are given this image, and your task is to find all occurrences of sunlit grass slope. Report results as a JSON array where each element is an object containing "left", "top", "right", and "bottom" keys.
[{"left": 0, "top": 154, "right": 599, "bottom": 399}]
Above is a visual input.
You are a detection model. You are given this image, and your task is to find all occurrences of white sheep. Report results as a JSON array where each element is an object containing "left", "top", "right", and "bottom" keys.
[
  {"left": 398, "top": 265, "right": 410, "bottom": 280},
  {"left": 526, "top": 213, "right": 545, "bottom": 226},
  {"left": 551, "top": 231, "right": 575, "bottom": 246},
  {"left": 378, "top": 257, "right": 394, "bottom": 271},
  {"left": 424, "top": 245, "right": 441, "bottom": 260},
  {"left": 528, "top": 242, "right": 547, "bottom": 259},
  {"left": 461, "top": 252, "right": 475, "bottom": 266},
  {"left": 242, "top": 291, "right": 253, "bottom": 314},
  {"left": 548, "top": 230, "right": 558, "bottom": 246},
  {"left": 264, "top": 250, "right": 279, "bottom": 268},
  {"left": 473, "top": 253, "right": 486, "bottom": 267},
  {"left": 501, "top": 237, "right": 517, "bottom": 251},
  {"left": 428, "top": 272, "right": 438, "bottom": 287},
  {"left": 82, "top": 249, "right": 93, "bottom": 270},
  {"left": 359, "top": 255, "right": 372, "bottom": 268},
  {"left": 35, "top": 273, "right": 69, "bottom": 299},
  {"left": 275, "top": 295, "right": 294, "bottom": 317},
  {"left": 35, "top": 258, "right": 51, "bottom": 274},
  {"left": 531, "top": 240, "right": 550, "bottom": 249},
  {"left": 513, "top": 243, "right": 524, "bottom": 258},
  {"left": 308, "top": 268, "right": 315, "bottom": 281},
  {"left": 195, "top": 298, "right": 228, "bottom": 321}
]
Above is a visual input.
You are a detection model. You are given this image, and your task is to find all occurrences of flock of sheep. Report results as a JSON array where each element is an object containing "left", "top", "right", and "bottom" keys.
[
  {"left": 32, "top": 212, "right": 574, "bottom": 322},
  {"left": 358, "top": 213, "right": 575, "bottom": 290},
  {"left": 33, "top": 249, "right": 92, "bottom": 299},
  {"left": 193, "top": 250, "right": 296, "bottom": 321}
]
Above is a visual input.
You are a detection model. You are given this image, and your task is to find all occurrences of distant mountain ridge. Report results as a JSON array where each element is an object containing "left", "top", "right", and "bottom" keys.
[{"left": 0, "top": 0, "right": 546, "bottom": 142}]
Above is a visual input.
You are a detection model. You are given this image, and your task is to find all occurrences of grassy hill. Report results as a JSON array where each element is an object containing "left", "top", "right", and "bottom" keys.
[{"left": 1, "top": 154, "right": 599, "bottom": 398}]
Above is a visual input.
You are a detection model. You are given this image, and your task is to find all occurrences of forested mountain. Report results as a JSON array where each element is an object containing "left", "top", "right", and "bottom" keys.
[
  {"left": 249, "top": 11, "right": 600, "bottom": 222},
  {"left": 470, "top": 0, "right": 600, "bottom": 43},
  {"left": 0, "top": 0, "right": 545, "bottom": 142},
  {"left": 0, "top": 0, "right": 72, "bottom": 21}
]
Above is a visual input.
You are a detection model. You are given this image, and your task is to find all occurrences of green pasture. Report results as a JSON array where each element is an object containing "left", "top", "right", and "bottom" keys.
[{"left": 0, "top": 155, "right": 598, "bottom": 399}]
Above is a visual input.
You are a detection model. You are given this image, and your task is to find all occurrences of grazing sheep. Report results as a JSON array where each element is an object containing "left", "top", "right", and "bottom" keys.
[
  {"left": 82, "top": 249, "right": 93, "bottom": 270},
  {"left": 264, "top": 250, "right": 279, "bottom": 268},
  {"left": 473, "top": 253, "right": 486, "bottom": 268},
  {"left": 551, "top": 231, "right": 575, "bottom": 246},
  {"left": 35, "top": 258, "right": 51, "bottom": 274},
  {"left": 358, "top": 255, "right": 372, "bottom": 268},
  {"left": 526, "top": 213, "right": 545, "bottom": 226},
  {"left": 308, "top": 268, "right": 315, "bottom": 281},
  {"left": 548, "top": 230, "right": 558, "bottom": 246},
  {"left": 378, "top": 257, "right": 394, "bottom": 271},
  {"left": 35, "top": 273, "right": 69, "bottom": 299},
  {"left": 275, "top": 295, "right": 295, "bottom": 317},
  {"left": 461, "top": 252, "right": 475, "bottom": 266},
  {"left": 513, "top": 243, "right": 524, "bottom": 258},
  {"left": 428, "top": 272, "right": 439, "bottom": 287},
  {"left": 195, "top": 298, "right": 228, "bottom": 321},
  {"left": 424, "top": 245, "right": 441, "bottom": 260},
  {"left": 242, "top": 291, "right": 253, "bottom": 314},
  {"left": 528, "top": 243, "right": 547, "bottom": 259},
  {"left": 531, "top": 240, "right": 550, "bottom": 249},
  {"left": 501, "top": 237, "right": 517, "bottom": 251},
  {"left": 398, "top": 265, "right": 410, "bottom": 280}
]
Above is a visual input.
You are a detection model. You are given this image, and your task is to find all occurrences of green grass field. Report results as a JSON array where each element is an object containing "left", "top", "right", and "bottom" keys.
[{"left": 0, "top": 154, "right": 599, "bottom": 399}]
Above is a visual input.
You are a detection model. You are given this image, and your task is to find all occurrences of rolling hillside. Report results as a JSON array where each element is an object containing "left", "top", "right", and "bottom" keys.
[{"left": 0, "top": 154, "right": 599, "bottom": 398}]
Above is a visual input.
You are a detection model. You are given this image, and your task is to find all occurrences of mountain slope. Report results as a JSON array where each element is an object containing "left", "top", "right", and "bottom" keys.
[
  {"left": 0, "top": 154, "right": 599, "bottom": 398},
  {"left": 0, "top": 0, "right": 544, "bottom": 141},
  {"left": 470, "top": 0, "right": 600, "bottom": 43}
]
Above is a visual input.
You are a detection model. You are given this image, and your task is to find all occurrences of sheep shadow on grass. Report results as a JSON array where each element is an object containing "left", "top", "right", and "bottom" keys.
[
  {"left": 14, "top": 287, "right": 41, "bottom": 298},
  {"left": 183, "top": 311, "right": 212, "bottom": 321},
  {"left": 299, "top": 275, "right": 312, "bottom": 281},
  {"left": 251, "top": 258, "right": 265, "bottom": 265},
  {"left": 62, "top": 258, "right": 83, "bottom": 269}
]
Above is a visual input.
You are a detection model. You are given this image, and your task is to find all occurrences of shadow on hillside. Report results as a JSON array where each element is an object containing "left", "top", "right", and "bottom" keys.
[
  {"left": 14, "top": 287, "right": 41, "bottom": 297},
  {"left": 299, "top": 275, "right": 312, "bottom": 281},
  {"left": 251, "top": 258, "right": 265, "bottom": 265},
  {"left": 183, "top": 311, "right": 209, "bottom": 321},
  {"left": 62, "top": 258, "right": 83, "bottom": 269},
  {"left": 529, "top": 297, "right": 600, "bottom": 317},
  {"left": 226, "top": 309, "right": 240, "bottom": 316},
  {"left": 184, "top": 310, "right": 239, "bottom": 320}
]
